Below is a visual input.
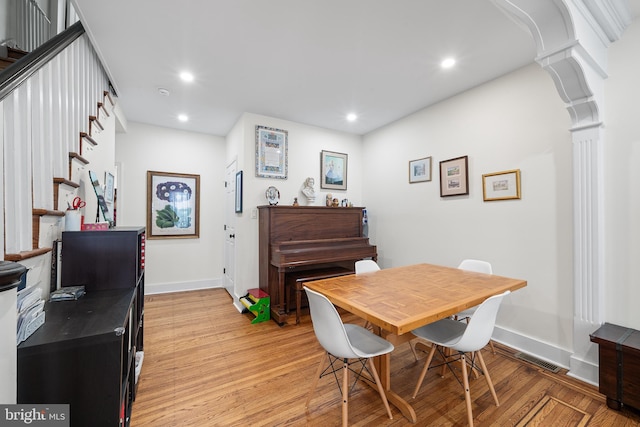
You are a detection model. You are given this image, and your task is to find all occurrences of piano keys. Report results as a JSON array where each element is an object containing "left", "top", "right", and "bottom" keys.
[{"left": 258, "top": 205, "right": 377, "bottom": 324}]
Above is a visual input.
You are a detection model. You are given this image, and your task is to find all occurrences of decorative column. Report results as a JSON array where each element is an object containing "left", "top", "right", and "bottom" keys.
[{"left": 492, "top": 0, "right": 631, "bottom": 383}]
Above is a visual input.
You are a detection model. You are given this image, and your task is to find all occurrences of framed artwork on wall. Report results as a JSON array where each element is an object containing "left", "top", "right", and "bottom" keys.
[
  {"left": 147, "top": 170, "right": 200, "bottom": 239},
  {"left": 104, "top": 172, "right": 115, "bottom": 203},
  {"left": 439, "top": 155, "right": 469, "bottom": 197},
  {"left": 409, "top": 156, "right": 432, "bottom": 183},
  {"left": 235, "top": 170, "right": 243, "bottom": 213},
  {"left": 320, "top": 150, "right": 348, "bottom": 190},
  {"left": 482, "top": 169, "right": 521, "bottom": 201},
  {"left": 255, "top": 125, "right": 288, "bottom": 179}
]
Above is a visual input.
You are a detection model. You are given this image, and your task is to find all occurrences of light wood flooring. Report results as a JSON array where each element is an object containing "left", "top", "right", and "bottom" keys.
[{"left": 130, "top": 289, "right": 640, "bottom": 426}]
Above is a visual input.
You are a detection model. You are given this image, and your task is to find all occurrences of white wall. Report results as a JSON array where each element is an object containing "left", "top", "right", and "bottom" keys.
[
  {"left": 115, "top": 122, "right": 226, "bottom": 293},
  {"left": 228, "top": 113, "right": 363, "bottom": 301},
  {"left": 604, "top": 17, "right": 640, "bottom": 330},
  {"left": 362, "top": 63, "right": 575, "bottom": 359}
]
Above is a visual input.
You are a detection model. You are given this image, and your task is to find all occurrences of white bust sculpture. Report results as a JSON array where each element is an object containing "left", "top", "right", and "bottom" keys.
[{"left": 302, "top": 177, "right": 316, "bottom": 203}]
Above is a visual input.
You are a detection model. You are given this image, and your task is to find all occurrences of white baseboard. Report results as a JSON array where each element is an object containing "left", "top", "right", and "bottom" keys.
[
  {"left": 493, "top": 325, "right": 599, "bottom": 386},
  {"left": 145, "top": 278, "right": 222, "bottom": 295}
]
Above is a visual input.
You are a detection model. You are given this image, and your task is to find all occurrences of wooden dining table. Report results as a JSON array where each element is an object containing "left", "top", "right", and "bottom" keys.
[{"left": 304, "top": 262, "right": 527, "bottom": 423}]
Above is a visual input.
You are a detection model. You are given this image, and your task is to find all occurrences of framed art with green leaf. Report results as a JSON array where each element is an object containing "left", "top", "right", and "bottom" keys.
[{"left": 147, "top": 171, "right": 200, "bottom": 239}]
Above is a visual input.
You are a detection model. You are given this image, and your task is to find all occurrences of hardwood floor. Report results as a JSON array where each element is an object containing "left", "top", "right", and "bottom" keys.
[{"left": 130, "top": 289, "right": 640, "bottom": 426}]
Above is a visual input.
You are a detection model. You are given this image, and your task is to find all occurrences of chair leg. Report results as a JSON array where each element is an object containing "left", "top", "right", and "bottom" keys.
[
  {"left": 412, "top": 344, "right": 437, "bottom": 398},
  {"left": 367, "top": 358, "right": 393, "bottom": 419},
  {"left": 476, "top": 350, "right": 500, "bottom": 407},
  {"left": 460, "top": 353, "right": 474, "bottom": 427},
  {"left": 489, "top": 339, "right": 496, "bottom": 354},
  {"left": 342, "top": 358, "right": 349, "bottom": 427},
  {"left": 305, "top": 352, "right": 328, "bottom": 410}
]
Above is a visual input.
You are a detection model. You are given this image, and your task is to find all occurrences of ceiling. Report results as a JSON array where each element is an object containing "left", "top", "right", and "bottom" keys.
[{"left": 71, "top": 1, "right": 635, "bottom": 137}]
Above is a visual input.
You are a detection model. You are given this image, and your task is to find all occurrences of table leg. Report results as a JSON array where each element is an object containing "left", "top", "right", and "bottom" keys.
[{"left": 369, "top": 331, "right": 417, "bottom": 423}]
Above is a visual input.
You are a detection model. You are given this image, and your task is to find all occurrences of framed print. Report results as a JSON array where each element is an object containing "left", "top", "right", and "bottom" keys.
[
  {"left": 235, "top": 170, "right": 243, "bottom": 213},
  {"left": 147, "top": 171, "right": 200, "bottom": 239},
  {"left": 483, "top": 169, "right": 521, "bottom": 201},
  {"left": 409, "top": 156, "right": 432, "bottom": 183},
  {"left": 104, "top": 171, "right": 115, "bottom": 203},
  {"left": 255, "top": 125, "right": 288, "bottom": 179},
  {"left": 440, "top": 155, "right": 469, "bottom": 197},
  {"left": 320, "top": 150, "right": 348, "bottom": 190}
]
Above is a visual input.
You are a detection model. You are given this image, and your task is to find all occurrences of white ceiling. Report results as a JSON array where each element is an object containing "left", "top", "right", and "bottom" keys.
[{"left": 71, "top": 1, "right": 635, "bottom": 137}]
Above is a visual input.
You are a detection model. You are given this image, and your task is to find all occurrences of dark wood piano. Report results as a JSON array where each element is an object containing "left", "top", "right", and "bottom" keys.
[{"left": 258, "top": 205, "right": 377, "bottom": 324}]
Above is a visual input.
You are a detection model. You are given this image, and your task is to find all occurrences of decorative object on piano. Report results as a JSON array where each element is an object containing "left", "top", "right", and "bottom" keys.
[
  {"left": 325, "top": 193, "right": 332, "bottom": 207},
  {"left": 482, "top": 169, "right": 521, "bottom": 201},
  {"left": 240, "top": 288, "right": 270, "bottom": 324},
  {"left": 439, "top": 155, "right": 469, "bottom": 197},
  {"left": 265, "top": 186, "right": 280, "bottom": 205},
  {"left": 340, "top": 199, "right": 350, "bottom": 207},
  {"left": 292, "top": 197, "right": 299, "bottom": 206},
  {"left": 88, "top": 170, "right": 115, "bottom": 227},
  {"left": 332, "top": 198, "right": 339, "bottom": 207},
  {"left": 302, "top": 177, "right": 316, "bottom": 203},
  {"left": 320, "top": 150, "right": 348, "bottom": 190},
  {"left": 409, "top": 156, "right": 432, "bottom": 183},
  {"left": 255, "top": 125, "right": 288, "bottom": 179},
  {"left": 146, "top": 171, "right": 200, "bottom": 239},
  {"left": 235, "top": 170, "right": 243, "bottom": 213}
]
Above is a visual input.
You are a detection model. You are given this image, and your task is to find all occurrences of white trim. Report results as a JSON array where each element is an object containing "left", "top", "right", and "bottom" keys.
[{"left": 145, "top": 278, "right": 223, "bottom": 295}]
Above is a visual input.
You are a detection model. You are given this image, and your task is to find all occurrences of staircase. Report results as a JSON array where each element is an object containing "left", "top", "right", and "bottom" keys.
[{"left": 1, "top": 23, "right": 115, "bottom": 279}]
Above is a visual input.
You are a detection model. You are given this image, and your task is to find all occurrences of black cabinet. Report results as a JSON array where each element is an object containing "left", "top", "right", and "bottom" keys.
[{"left": 18, "top": 227, "right": 146, "bottom": 427}]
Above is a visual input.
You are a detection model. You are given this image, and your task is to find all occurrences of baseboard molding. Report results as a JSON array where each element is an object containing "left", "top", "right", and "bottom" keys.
[
  {"left": 145, "top": 278, "right": 222, "bottom": 295},
  {"left": 493, "top": 325, "right": 598, "bottom": 386}
]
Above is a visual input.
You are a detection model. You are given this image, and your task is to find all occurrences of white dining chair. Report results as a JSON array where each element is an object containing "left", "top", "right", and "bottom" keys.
[
  {"left": 411, "top": 290, "right": 510, "bottom": 427},
  {"left": 454, "top": 259, "right": 496, "bottom": 354},
  {"left": 304, "top": 286, "right": 394, "bottom": 426},
  {"left": 355, "top": 259, "right": 380, "bottom": 274}
]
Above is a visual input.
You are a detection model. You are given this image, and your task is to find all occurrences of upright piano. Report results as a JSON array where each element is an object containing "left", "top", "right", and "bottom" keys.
[{"left": 258, "top": 205, "right": 377, "bottom": 324}]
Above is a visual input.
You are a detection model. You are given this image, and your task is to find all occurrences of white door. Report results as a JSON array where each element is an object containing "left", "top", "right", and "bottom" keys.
[{"left": 224, "top": 160, "right": 237, "bottom": 298}]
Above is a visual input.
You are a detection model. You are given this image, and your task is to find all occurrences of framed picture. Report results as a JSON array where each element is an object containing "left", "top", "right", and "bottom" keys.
[
  {"left": 235, "top": 170, "right": 243, "bottom": 213},
  {"left": 104, "top": 171, "right": 115, "bottom": 203},
  {"left": 147, "top": 171, "right": 200, "bottom": 239},
  {"left": 320, "top": 150, "right": 348, "bottom": 190},
  {"left": 255, "top": 125, "right": 288, "bottom": 179},
  {"left": 439, "top": 155, "right": 469, "bottom": 197},
  {"left": 483, "top": 169, "right": 521, "bottom": 201},
  {"left": 409, "top": 156, "right": 432, "bottom": 183}
]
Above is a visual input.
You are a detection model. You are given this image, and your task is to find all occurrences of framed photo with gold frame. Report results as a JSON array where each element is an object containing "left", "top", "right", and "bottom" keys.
[
  {"left": 482, "top": 169, "right": 521, "bottom": 201},
  {"left": 147, "top": 171, "right": 200, "bottom": 239},
  {"left": 439, "top": 155, "right": 469, "bottom": 197}
]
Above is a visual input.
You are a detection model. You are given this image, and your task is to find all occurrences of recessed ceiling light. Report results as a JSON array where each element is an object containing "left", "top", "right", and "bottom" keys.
[
  {"left": 346, "top": 113, "right": 357, "bottom": 122},
  {"left": 179, "top": 71, "right": 194, "bottom": 82},
  {"left": 158, "top": 88, "right": 170, "bottom": 96},
  {"left": 178, "top": 114, "right": 189, "bottom": 122},
  {"left": 441, "top": 58, "right": 456, "bottom": 69}
]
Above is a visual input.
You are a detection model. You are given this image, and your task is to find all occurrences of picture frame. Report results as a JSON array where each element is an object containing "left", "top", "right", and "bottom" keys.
[
  {"left": 409, "top": 156, "right": 432, "bottom": 183},
  {"left": 104, "top": 171, "right": 115, "bottom": 203},
  {"left": 255, "top": 125, "right": 288, "bottom": 179},
  {"left": 235, "top": 170, "right": 243, "bottom": 213},
  {"left": 320, "top": 150, "right": 348, "bottom": 190},
  {"left": 483, "top": 169, "right": 521, "bottom": 201},
  {"left": 439, "top": 155, "right": 469, "bottom": 197},
  {"left": 147, "top": 171, "right": 200, "bottom": 239}
]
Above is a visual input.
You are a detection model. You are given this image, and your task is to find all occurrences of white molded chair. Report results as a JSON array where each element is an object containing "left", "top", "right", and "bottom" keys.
[
  {"left": 355, "top": 259, "right": 380, "bottom": 274},
  {"left": 454, "top": 259, "right": 496, "bottom": 354},
  {"left": 304, "top": 286, "right": 394, "bottom": 426},
  {"left": 411, "top": 290, "right": 510, "bottom": 427}
]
